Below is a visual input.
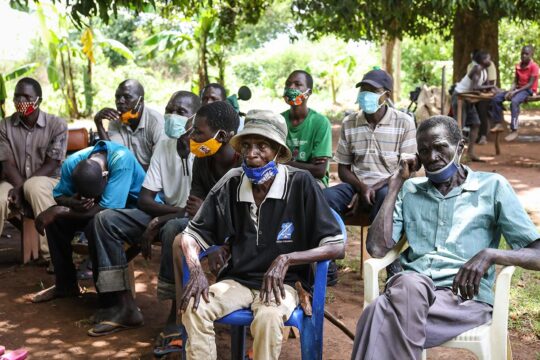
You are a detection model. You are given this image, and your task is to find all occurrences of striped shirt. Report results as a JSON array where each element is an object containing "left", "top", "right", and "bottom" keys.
[{"left": 334, "top": 107, "right": 417, "bottom": 186}]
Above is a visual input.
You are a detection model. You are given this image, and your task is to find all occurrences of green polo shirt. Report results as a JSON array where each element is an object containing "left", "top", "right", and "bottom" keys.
[
  {"left": 392, "top": 167, "right": 539, "bottom": 305},
  {"left": 281, "top": 109, "right": 332, "bottom": 186}
]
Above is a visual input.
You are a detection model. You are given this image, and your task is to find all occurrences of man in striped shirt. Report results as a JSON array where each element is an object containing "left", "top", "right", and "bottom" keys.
[{"left": 324, "top": 69, "right": 417, "bottom": 223}]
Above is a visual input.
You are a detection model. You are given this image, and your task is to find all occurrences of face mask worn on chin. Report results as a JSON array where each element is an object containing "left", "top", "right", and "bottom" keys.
[
  {"left": 164, "top": 113, "right": 191, "bottom": 139},
  {"left": 242, "top": 155, "right": 279, "bottom": 185},
  {"left": 190, "top": 131, "right": 223, "bottom": 158},
  {"left": 120, "top": 96, "right": 142, "bottom": 124},
  {"left": 15, "top": 97, "right": 40, "bottom": 117},
  {"left": 357, "top": 91, "right": 386, "bottom": 114},
  {"left": 283, "top": 88, "right": 310, "bottom": 106},
  {"left": 425, "top": 146, "right": 462, "bottom": 184}
]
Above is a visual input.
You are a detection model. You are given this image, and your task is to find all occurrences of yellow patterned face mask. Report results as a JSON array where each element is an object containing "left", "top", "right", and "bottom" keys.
[
  {"left": 120, "top": 96, "right": 142, "bottom": 124},
  {"left": 189, "top": 131, "right": 223, "bottom": 158}
]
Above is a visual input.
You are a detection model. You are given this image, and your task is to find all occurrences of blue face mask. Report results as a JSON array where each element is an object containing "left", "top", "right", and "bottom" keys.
[
  {"left": 164, "top": 113, "right": 189, "bottom": 139},
  {"left": 357, "top": 91, "right": 385, "bottom": 114},
  {"left": 242, "top": 159, "right": 279, "bottom": 185},
  {"left": 425, "top": 146, "right": 462, "bottom": 183}
]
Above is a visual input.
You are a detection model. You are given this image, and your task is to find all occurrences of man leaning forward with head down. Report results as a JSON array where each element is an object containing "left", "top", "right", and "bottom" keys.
[{"left": 176, "top": 110, "right": 345, "bottom": 359}]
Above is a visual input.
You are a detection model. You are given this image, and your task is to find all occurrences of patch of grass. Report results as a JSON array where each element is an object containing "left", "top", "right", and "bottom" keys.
[
  {"left": 326, "top": 289, "right": 336, "bottom": 304},
  {"left": 336, "top": 256, "right": 361, "bottom": 273},
  {"left": 508, "top": 267, "right": 540, "bottom": 339}
]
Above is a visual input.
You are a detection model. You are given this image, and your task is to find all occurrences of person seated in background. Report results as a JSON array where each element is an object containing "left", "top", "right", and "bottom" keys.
[
  {"left": 324, "top": 69, "right": 416, "bottom": 223},
  {"left": 467, "top": 49, "right": 498, "bottom": 145},
  {"left": 451, "top": 50, "right": 494, "bottom": 161},
  {"left": 177, "top": 110, "right": 345, "bottom": 360},
  {"left": 80, "top": 91, "right": 200, "bottom": 341},
  {"left": 169, "top": 100, "right": 242, "bottom": 321},
  {"left": 200, "top": 83, "right": 227, "bottom": 105},
  {"left": 281, "top": 70, "right": 332, "bottom": 188},
  {"left": 94, "top": 79, "right": 164, "bottom": 170},
  {"left": 490, "top": 45, "right": 539, "bottom": 142},
  {"left": 351, "top": 115, "right": 540, "bottom": 360},
  {"left": 0, "top": 77, "right": 67, "bottom": 263},
  {"left": 30, "top": 141, "right": 145, "bottom": 318}
]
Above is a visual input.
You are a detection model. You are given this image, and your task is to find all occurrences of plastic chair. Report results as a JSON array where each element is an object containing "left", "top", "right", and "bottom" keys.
[
  {"left": 363, "top": 238, "right": 515, "bottom": 360},
  {"left": 182, "top": 209, "right": 347, "bottom": 360}
]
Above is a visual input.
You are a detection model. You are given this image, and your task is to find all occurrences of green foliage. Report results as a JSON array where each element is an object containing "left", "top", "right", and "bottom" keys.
[
  {"left": 400, "top": 33, "right": 453, "bottom": 98},
  {"left": 290, "top": 0, "right": 540, "bottom": 43},
  {"left": 99, "top": 13, "right": 138, "bottom": 67},
  {"left": 4, "top": 63, "right": 40, "bottom": 81},
  {"left": 509, "top": 266, "right": 540, "bottom": 339}
]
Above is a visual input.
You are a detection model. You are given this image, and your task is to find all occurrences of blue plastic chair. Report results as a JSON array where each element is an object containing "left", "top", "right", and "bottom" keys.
[{"left": 181, "top": 209, "right": 347, "bottom": 360}]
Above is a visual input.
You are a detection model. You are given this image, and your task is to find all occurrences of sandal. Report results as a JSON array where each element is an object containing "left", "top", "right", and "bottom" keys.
[{"left": 153, "top": 332, "right": 184, "bottom": 357}]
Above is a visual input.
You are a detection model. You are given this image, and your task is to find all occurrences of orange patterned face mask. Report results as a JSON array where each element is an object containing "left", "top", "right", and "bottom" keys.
[
  {"left": 189, "top": 131, "right": 223, "bottom": 158},
  {"left": 120, "top": 96, "right": 142, "bottom": 124},
  {"left": 283, "top": 88, "right": 310, "bottom": 106}
]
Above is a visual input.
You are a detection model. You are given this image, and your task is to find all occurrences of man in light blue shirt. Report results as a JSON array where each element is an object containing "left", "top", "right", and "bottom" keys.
[
  {"left": 31, "top": 140, "right": 145, "bottom": 304},
  {"left": 352, "top": 116, "right": 540, "bottom": 360}
]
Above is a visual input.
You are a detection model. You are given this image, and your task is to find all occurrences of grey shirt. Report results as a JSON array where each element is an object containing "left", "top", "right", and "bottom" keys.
[
  {"left": 0, "top": 110, "right": 67, "bottom": 179},
  {"left": 108, "top": 106, "right": 164, "bottom": 167}
]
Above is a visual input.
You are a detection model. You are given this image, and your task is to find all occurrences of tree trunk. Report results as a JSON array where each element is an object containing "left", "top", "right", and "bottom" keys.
[
  {"left": 381, "top": 37, "right": 401, "bottom": 102},
  {"left": 453, "top": 9, "right": 499, "bottom": 86},
  {"left": 198, "top": 32, "right": 210, "bottom": 91}
]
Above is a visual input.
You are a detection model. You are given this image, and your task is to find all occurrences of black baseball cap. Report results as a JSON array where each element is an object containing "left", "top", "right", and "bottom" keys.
[{"left": 355, "top": 69, "right": 393, "bottom": 92}]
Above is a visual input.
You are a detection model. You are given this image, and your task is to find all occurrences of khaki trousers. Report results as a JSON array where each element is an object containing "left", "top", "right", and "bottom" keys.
[
  {"left": 0, "top": 177, "right": 58, "bottom": 259},
  {"left": 182, "top": 279, "right": 299, "bottom": 360}
]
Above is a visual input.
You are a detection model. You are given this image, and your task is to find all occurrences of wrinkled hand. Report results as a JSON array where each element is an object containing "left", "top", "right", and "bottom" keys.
[
  {"left": 452, "top": 248, "right": 494, "bottom": 300},
  {"left": 94, "top": 107, "right": 120, "bottom": 124},
  {"left": 35, "top": 206, "right": 66, "bottom": 235},
  {"left": 208, "top": 245, "right": 230, "bottom": 276},
  {"left": 180, "top": 266, "right": 209, "bottom": 312},
  {"left": 185, "top": 195, "right": 203, "bottom": 218},
  {"left": 359, "top": 184, "right": 376, "bottom": 206},
  {"left": 260, "top": 254, "right": 290, "bottom": 305},
  {"left": 7, "top": 187, "right": 23, "bottom": 213},
  {"left": 141, "top": 217, "right": 161, "bottom": 260},
  {"left": 397, "top": 153, "right": 421, "bottom": 180},
  {"left": 504, "top": 91, "right": 515, "bottom": 101}
]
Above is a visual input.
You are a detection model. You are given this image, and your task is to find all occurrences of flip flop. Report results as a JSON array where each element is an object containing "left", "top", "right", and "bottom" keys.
[
  {"left": 153, "top": 337, "right": 183, "bottom": 357},
  {"left": 0, "top": 349, "right": 28, "bottom": 360},
  {"left": 87, "top": 320, "right": 143, "bottom": 337}
]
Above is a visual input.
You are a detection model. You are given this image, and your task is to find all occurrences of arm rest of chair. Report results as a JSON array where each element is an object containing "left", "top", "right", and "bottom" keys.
[
  {"left": 363, "top": 237, "right": 408, "bottom": 308},
  {"left": 491, "top": 266, "right": 515, "bottom": 335}
]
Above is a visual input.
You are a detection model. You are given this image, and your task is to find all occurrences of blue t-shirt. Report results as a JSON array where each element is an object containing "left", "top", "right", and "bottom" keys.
[{"left": 53, "top": 140, "right": 145, "bottom": 209}]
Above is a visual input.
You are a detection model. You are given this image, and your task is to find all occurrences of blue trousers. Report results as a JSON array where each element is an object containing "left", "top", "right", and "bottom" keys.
[
  {"left": 490, "top": 89, "right": 532, "bottom": 131},
  {"left": 323, "top": 183, "right": 388, "bottom": 223}
]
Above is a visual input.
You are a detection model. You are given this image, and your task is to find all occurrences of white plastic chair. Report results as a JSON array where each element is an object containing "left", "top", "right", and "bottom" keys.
[{"left": 363, "top": 238, "right": 515, "bottom": 360}]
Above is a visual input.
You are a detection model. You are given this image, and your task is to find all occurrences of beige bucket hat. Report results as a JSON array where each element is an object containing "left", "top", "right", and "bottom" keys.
[{"left": 230, "top": 109, "right": 292, "bottom": 163}]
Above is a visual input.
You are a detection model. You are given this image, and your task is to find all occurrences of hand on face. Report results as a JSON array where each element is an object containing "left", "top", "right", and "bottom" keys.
[
  {"left": 397, "top": 153, "right": 421, "bottom": 180},
  {"left": 94, "top": 107, "right": 120, "bottom": 123}
]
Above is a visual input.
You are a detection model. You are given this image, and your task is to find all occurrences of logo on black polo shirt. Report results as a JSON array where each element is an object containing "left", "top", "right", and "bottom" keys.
[{"left": 277, "top": 222, "right": 294, "bottom": 243}]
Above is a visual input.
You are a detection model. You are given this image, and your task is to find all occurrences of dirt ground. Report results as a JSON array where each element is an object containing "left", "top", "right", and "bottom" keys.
[{"left": 1, "top": 112, "right": 539, "bottom": 359}]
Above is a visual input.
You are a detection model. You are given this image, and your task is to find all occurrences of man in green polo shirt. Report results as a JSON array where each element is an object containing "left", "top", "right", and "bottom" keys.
[{"left": 281, "top": 70, "right": 332, "bottom": 187}]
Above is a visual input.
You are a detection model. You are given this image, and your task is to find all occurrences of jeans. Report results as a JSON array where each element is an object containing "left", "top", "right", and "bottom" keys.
[
  {"left": 323, "top": 183, "right": 389, "bottom": 223},
  {"left": 157, "top": 217, "right": 190, "bottom": 300},
  {"left": 46, "top": 214, "right": 95, "bottom": 292},
  {"left": 490, "top": 89, "right": 532, "bottom": 131},
  {"left": 89, "top": 208, "right": 151, "bottom": 293}
]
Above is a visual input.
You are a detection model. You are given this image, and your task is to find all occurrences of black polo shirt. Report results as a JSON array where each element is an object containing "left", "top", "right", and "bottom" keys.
[
  {"left": 189, "top": 155, "right": 242, "bottom": 199},
  {"left": 183, "top": 164, "right": 344, "bottom": 289}
]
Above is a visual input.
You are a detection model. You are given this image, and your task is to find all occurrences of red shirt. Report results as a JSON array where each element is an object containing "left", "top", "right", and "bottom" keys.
[{"left": 515, "top": 60, "right": 539, "bottom": 94}]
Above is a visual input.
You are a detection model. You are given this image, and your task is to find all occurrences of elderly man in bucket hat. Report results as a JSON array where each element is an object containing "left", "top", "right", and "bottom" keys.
[{"left": 174, "top": 109, "right": 345, "bottom": 360}]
